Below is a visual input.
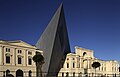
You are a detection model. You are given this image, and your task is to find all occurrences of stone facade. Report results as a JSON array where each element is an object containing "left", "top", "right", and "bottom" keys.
[
  {"left": 0, "top": 40, "right": 119, "bottom": 77},
  {"left": 0, "top": 40, "right": 42, "bottom": 77},
  {"left": 58, "top": 46, "right": 119, "bottom": 77}
]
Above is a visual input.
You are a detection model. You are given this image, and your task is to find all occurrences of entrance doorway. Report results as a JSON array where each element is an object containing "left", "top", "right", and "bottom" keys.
[{"left": 16, "top": 69, "right": 23, "bottom": 77}]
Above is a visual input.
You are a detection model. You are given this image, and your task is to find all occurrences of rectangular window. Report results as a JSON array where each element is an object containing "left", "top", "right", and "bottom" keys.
[
  {"left": 28, "top": 51, "right": 32, "bottom": 55},
  {"left": 73, "top": 63, "right": 75, "bottom": 68},
  {"left": 18, "top": 50, "right": 22, "bottom": 53},
  {"left": 18, "top": 50, "right": 19, "bottom": 53},
  {"left": 28, "top": 58, "right": 32, "bottom": 65},
  {"left": 29, "top": 71, "right": 32, "bottom": 77},
  {"left": 18, "top": 57, "right": 22, "bottom": 64},
  {"left": 73, "top": 72, "right": 75, "bottom": 77},
  {"left": 66, "top": 72, "right": 69, "bottom": 76},
  {"left": 62, "top": 73, "right": 64, "bottom": 77},
  {"left": 67, "top": 63, "right": 69, "bottom": 68},
  {"left": 6, "top": 56, "right": 10, "bottom": 63},
  {"left": 6, "top": 48, "right": 10, "bottom": 52}
]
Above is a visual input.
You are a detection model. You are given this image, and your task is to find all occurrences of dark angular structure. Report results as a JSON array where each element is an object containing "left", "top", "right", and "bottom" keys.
[{"left": 36, "top": 4, "right": 71, "bottom": 76}]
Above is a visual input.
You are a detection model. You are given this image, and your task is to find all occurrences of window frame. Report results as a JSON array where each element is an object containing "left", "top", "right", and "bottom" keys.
[
  {"left": 18, "top": 57, "right": 22, "bottom": 64},
  {"left": 6, "top": 56, "right": 10, "bottom": 63},
  {"left": 67, "top": 63, "right": 69, "bottom": 68},
  {"left": 28, "top": 57, "right": 32, "bottom": 65}
]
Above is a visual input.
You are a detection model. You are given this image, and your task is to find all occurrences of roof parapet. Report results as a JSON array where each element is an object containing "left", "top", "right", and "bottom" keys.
[{"left": 75, "top": 46, "right": 93, "bottom": 52}]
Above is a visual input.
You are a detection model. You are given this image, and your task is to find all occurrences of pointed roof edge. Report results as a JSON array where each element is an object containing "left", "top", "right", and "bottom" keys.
[
  {"left": 59, "top": 2, "right": 64, "bottom": 13},
  {"left": 59, "top": 3, "right": 71, "bottom": 53},
  {"left": 36, "top": 3, "right": 64, "bottom": 46},
  {"left": 60, "top": 2, "right": 63, "bottom": 7},
  {"left": 56, "top": 2, "right": 64, "bottom": 15}
]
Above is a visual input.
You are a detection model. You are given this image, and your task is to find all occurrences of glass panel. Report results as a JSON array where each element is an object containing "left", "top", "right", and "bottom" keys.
[{"left": 6, "top": 56, "right": 10, "bottom": 63}]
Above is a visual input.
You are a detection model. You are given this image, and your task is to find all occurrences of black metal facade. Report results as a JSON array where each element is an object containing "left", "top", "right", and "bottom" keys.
[{"left": 36, "top": 4, "right": 71, "bottom": 76}]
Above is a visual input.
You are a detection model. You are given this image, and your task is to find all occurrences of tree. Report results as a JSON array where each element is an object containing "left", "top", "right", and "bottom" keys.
[
  {"left": 6, "top": 74, "right": 14, "bottom": 77},
  {"left": 33, "top": 53, "right": 44, "bottom": 77},
  {"left": 92, "top": 62, "right": 101, "bottom": 77}
]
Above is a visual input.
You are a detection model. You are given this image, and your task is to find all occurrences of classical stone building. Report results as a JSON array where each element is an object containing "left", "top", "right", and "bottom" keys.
[
  {"left": 0, "top": 40, "right": 42, "bottom": 77},
  {"left": 0, "top": 40, "right": 119, "bottom": 77},
  {"left": 58, "top": 46, "right": 119, "bottom": 77}
]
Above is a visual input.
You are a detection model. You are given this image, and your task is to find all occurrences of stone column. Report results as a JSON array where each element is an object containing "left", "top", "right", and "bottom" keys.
[
  {"left": 10, "top": 54, "right": 13, "bottom": 65},
  {"left": 22, "top": 49, "right": 26, "bottom": 66},
  {"left": 25, "top": 50, "right": 27, "bottom": 66},
  {"left": 88, "top": 59, "right": 90, "bottom": 69},
  {"left": 80, "top": 57, "right": 82, "bottom": 68},
  {"left": 2, "top": 46, "right": 5, "bottom": 65},
  {"left": 14, "top": 48, "right": 16, "bottom": 65},
  {"left": 0, "top": 46, "right": 2, "bottom": 65},
  {"left": 33, "top": 50, "right": 36, "bottom": 66},
  {"left": 77, "top": 57, "right": 79, "bottom": 68},
  {"left": 89, "top": 59, "right": 92, "bottom": 69},
  {"left": 81, "top": 58, "right": 84, "bottom": 68}
]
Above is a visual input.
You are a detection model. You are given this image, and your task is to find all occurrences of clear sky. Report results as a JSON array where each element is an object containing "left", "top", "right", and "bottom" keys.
[{"left": 0, "top": 0, "right": 120, "bottom": 62}]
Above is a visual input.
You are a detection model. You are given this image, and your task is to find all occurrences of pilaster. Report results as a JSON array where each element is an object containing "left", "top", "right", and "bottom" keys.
[
  {"left": 2, "top": 46, "right": 5, "bottom": 65},
  {"left": 14, "top": 48, "right": 17, "bottom": 65},
  {"left": 0, "top": 46, "right": 2, "bottom": 65}
]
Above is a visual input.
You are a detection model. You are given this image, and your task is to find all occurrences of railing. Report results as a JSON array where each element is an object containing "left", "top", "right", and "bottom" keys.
[
  {"left": 0, "top": 71, "right": 120, "bottom": 77},
  {"left": 58, "top": 72, "right": 120, "bottom": 77}
]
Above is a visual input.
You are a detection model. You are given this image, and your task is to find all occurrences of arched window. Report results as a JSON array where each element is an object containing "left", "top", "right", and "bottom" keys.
[
  {"left": 16, "top": 69, "right": 23, "bottom": 77},
  {"left": 6, "top": 53, "right": 10, "bottom": 63},
  {"left": 6, "top": 69, "right": 10, "bottom": 76},
  {"left": 79, "top": 72, "right": 82, "bottom": 77},
  {"left": 62, "top": 72, "right": 64, "bottom": 77},
  {"left": 73, "top": 72, "right": 75, "bottom": 77},
  {"left": 18, "top": 55, "right": 22, "bottom": 64},
  {"left": 29, "top": 70, "right": 32, "bottom": 77},
  {"left": 66, "top": 72, "right": 69, "bottom": 77},
  {"left": 18, "top": 57, "right": 22, "bottom": 64},
  {"left": 83, "top": 52, "right": 87, "bottom": 56}
]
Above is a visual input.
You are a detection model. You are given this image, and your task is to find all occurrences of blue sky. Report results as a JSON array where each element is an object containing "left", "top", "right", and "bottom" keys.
[{"left": 0, "top": 0, "right": 120, "bottom": 62}]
